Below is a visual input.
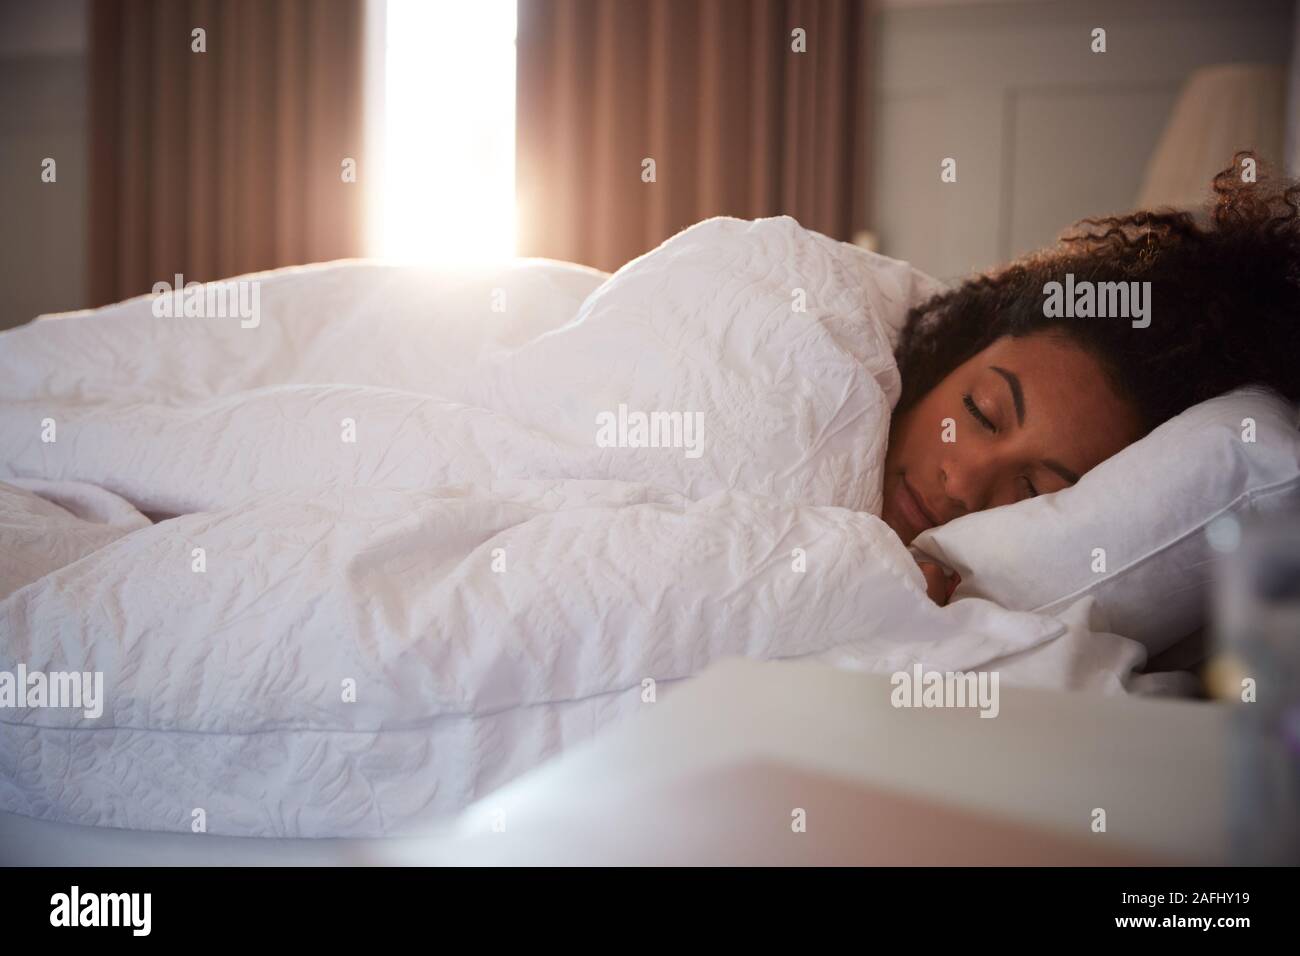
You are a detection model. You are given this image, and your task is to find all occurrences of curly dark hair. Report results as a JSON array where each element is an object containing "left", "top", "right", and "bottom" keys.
[{"left": 894, "top": 152, "right": 1300, "bottom": 434}]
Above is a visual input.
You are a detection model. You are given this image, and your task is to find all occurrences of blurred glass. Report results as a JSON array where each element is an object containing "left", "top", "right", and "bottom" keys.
[{"left": 1209, "top": 509, "right": 1300, "bottom": 865}]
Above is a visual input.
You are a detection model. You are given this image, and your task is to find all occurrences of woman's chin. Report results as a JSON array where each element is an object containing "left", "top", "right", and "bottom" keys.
[{"left": 880, "top": 505, "right": 914, "bottom": 547}]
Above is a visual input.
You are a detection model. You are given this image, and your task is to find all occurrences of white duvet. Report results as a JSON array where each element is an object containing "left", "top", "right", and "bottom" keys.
[{"left": 0, "top": 217, "right": 1148, "bottom": 838}]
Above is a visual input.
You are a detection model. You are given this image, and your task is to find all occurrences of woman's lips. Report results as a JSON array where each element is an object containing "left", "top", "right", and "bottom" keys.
[{"left": 897, "top": 476, "right": 940, "bottom": 537}]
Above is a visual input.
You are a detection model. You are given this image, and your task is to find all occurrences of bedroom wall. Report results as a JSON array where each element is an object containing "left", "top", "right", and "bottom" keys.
[
  {"left": 0, "top": 0, "right": 87, "bottom": 331},
  {"left": 871, "top": 0, "right": 1295, "bottom": 280},
  {"left": 1287, "top": 0, "right": 1300, "bottom": 175},
  {"left": 1, "top": 0, "right": 1293, "bottom": 327}
]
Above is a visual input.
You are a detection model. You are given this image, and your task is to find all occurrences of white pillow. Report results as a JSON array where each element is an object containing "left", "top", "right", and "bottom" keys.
[{"left": 910, "top": 387, "right": 1300, "bottom": 655}]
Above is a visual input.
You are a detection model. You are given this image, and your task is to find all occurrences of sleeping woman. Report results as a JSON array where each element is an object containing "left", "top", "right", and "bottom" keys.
[{"left": 885, "top": 157, "right": 1300, "bottom": 604}]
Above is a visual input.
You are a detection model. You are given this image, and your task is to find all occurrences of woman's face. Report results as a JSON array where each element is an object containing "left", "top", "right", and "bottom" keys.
[{"left": 882, "top": 331, "right": 1145, "bottom": 546}]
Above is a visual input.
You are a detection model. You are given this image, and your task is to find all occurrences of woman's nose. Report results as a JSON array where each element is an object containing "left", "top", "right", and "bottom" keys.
[
  {"left": 944, "top": 447, "right": 1021, "bottom": 513},
  {"left": 938, "top": 465, "right": 973, "bottom": 517},
  {"left": 940, "top": 444, "right": 1008, "bottom": 514}
]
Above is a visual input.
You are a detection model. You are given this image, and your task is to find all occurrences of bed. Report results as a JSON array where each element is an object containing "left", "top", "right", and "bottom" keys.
[{"left": 0, "top": 217, "right": 1283, "bottom": 844}]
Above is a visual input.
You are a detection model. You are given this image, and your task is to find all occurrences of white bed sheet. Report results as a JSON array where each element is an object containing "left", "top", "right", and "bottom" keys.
[{"left": 0, "top": 218, "right": 1158, "bottom": 839}]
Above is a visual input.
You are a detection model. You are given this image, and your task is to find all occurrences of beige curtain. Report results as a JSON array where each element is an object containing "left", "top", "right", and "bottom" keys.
[
  {"left": 89, "top": 0, "right": 366, "bottom": 307},
  {"left": 516, "top": 0, "right": 873, "bottom": 273}
]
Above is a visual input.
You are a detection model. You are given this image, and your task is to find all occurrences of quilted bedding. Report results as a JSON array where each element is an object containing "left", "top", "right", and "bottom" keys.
[{"left": 0, "top": 217, "right": 1140, "bottom": 838}]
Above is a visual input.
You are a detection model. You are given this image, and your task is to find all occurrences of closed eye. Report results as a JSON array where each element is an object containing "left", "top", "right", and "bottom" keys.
[{"left": 963, "top": 393, "right": 996, "bottom": 432}]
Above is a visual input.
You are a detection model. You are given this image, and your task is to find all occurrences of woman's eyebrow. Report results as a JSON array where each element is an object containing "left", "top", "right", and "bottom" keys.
[{"left": 989, "top": 365, "right": 1025, "bottom": 425}]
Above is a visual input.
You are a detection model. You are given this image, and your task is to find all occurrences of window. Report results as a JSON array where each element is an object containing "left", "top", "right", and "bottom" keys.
[{"left": 374, "top": 0, "right": 517, "bottom": 263}]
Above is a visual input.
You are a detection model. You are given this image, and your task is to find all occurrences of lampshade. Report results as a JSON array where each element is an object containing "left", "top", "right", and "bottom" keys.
[{"left": 1136, "top": 63, "right": 1286, "bottom": 211}]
